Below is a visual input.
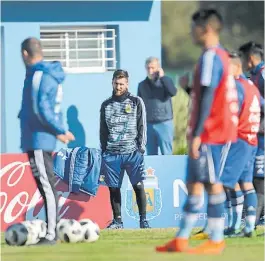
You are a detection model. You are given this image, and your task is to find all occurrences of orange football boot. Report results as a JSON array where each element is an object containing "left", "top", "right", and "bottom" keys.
[
  {"left": 188, "top": 240, "right": 225, "bottom": 255},
  {"left": 156, "top": 238, "right": 189, "bottom": 253}
]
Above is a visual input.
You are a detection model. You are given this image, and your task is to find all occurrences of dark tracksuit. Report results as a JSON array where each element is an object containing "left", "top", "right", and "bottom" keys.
[
  {"left": 100, "top": 91, "right": 147, "bottom": 223},
  {"left": 100, "top": 91, "right": 146, "bottom": 188}
]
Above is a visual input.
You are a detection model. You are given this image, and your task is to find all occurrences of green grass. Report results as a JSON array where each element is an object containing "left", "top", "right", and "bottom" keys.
[{"left": 1, "top": 228, "right": 264, "bottom": 261}]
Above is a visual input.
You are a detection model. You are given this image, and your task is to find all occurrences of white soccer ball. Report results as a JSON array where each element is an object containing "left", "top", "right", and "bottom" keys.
[
  {"left": 5, "top": 223, "right": 28, "bottom": 246},
  {"left": 22, "top": 221, "right": 40, "bottom": 245},
  {"left": 57, "top": 219, "right": 83, "bottom": 243},
  {"left": 56, "top": 218, "right": 67, "bottom": 236},
  {"left": 79, "top": 219, "right": 100, "bottom": 243},
  {"left": 31, "top": 219, "right": 47, "bottom": 238}
]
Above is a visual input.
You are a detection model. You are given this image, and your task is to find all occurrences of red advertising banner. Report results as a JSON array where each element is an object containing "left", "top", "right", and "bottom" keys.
[{"left": 0, "top": 154, "right": 112, "bottom": 231}]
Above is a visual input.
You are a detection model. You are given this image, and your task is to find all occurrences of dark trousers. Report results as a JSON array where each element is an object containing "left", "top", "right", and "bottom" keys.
[
  {"left": 27, "top": 150, "right": 58, "bottom": 240},
  {"left": 253, "top": 177, "right": 264, "bottom": 226}
]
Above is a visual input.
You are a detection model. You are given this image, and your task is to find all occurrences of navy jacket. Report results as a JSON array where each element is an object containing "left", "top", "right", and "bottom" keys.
[
  {"left": 53, "top": 147, "right": 102, "bottom": 196},
  {"left": 19, "top": 61, "right": 66, "bottom": 152},
  {"left": 137, "top": 76, "right": 177, "bottom": 123}
]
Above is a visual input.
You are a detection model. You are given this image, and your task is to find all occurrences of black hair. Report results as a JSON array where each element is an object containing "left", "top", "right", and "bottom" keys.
[
  {"left": 112, "top": 69, "right": 129, "bottom": 81},
  {"left": 238, "top": 41, "right": 263, "bottom": 59},
  {"left": 192, "top": 9, "right": 223, "bottom": 33},
  {"left": 21, "top": 37, "right": 43, "bottom": 57}
]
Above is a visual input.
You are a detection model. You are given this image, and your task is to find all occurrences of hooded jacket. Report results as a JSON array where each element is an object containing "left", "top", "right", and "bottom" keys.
[{"left": 19, "top": 61, "right": 66, "bottom": 152}]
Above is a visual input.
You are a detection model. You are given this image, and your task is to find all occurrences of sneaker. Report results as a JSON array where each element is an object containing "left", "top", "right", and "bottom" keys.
[
  {"left": 224, "top": 228, "right": 237, "bottom": 238},
  {"left": 228, "top": 230, "right": 253, "bottom": 238},
  {"left": 188, "top": 240, "right": 225, "bottom": 255},
  {"left": 35, "top": 238, "right": 57, "bottom": 246},
  {"left": 140, "top": 219, "right": 150, "bottom": 229},
  {"left": 156, "top": 238, "right": 188, "bottom": 252},
  {"left": 190, "top": 229, "right": 209, "bottom": 240},
  {"left": 106, "top": 220, "right": 124, "bottom": 229}
]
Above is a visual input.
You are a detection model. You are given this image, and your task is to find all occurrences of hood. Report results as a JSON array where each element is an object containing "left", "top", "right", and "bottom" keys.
[{"left": 27, "top": 61, "right": 65, "bottom": 84}]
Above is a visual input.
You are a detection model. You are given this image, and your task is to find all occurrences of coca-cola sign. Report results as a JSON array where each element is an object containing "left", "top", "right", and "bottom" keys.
[{"left": 0, "top": 154, "right": 112, "bottom": 231}]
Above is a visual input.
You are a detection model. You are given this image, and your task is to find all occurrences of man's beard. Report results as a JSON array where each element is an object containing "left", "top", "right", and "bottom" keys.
[{"left": 114, "top": 88, "right": 127, "bottom": 96}]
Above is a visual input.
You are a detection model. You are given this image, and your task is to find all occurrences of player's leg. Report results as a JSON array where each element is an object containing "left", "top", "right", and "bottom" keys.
[
  {"left": 220, "top": 139, "right": 251, "bottom": 236},
  {"left": 156, "top": 144, "right": 212, "bottom": 253},
  {"left": 146, "top": 123, "right": 159, "bottom": 155},
  {"left": 226, "top": 145, "right": 258, "bottom": 238},
  {"left": 228, "top": 184, "right": 244, "bottom": 234},
  {"left": 27, "top": 150, "right": 58, "bottom": 245},
  {"left": 102, "top": 153, "right": 124, "bottom": 229},
  {"left": 155, "top": 120, "right": 173, "bottom": 155},
  {"left": 253, "top": 135, "right": 265, "bottom": 228},
  {"left": 108, "top": 186, "right": 122, "bottom": 225},
  {"left": 224, "top": 189, "right": 233, "bottom": 231},
  {"left": 238, "top": 183, "right": 257, "bottom": 237},
  {"left": 235, "top": 146, "right": 259, "bottom": 237},
  {"left": 124, "top": 150, "right": 149, "bottom": 228},
  {"left": 188, "top": 143, "right": 230, "bottom": 255},
  {"left": 253, "top": 177, "right": 264, "bottom": 228}
]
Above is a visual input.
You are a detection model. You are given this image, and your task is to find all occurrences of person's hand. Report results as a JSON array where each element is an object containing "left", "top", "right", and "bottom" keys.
[
  {"left": 56, "top": 131, "right": 75, "bottom": 144},
  {"left": 65, "top": 131, "right": 75, "bottom": 141},
  {"left": 189, "top": 136, "right": 201, "bottom": 159},
  {"left": 179, "top": 73, "right": 189, "bottom": 89},
  {"left": 56, "top": 134, "right": 69, "bottom": 144},
  {"left": 158, "top": 68, "right": 164, "bottom": 77}
]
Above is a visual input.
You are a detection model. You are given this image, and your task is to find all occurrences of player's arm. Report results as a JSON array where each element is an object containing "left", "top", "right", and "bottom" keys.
[
  {"left": 193, "top": 50, "right": 223, "bottom": 137},
  {"left": 160, "top": 76, "right": 177, "bottom": 97},
  {"left": 36, "top": 73, "right": 66, "bottom": 136},
  {"left": 136, "top": 97, "right": 147, "bottom": 154},
  {"left": 99, "top": 103, "right": 109, "bottom": 153}
]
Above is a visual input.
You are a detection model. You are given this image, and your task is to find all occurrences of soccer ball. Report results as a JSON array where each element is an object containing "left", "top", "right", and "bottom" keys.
[
  {"left": 79, "top": 219, "right": 100, "bottom": 243},
  {"left": 31, "top": 219, "right": 47, "bottom": 238},
  {"left": 57, "top": 219, "right": 83, "bottom": 243},
  {"left": 22, "top": 221, "right": 40, "bottom": 245},
  {"left": 5, "top": 223, "right": 28, "bottom": 246},
  {"left": 56, "top": 218, "right": 67, "bottom": 236}
]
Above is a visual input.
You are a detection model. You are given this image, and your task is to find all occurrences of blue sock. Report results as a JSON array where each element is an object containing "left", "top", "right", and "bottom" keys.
[
  {"left": 208, "top": 193, "right": 226, "bottom": 242},
  {"left": 177, "top": 195, "right": 202, "bottom": 239},
  {"left": 230, "top": 190, "right": 244, "bottom": 231},
  {"left": 243, "top": 189, "right": 257, "bottom": 233}
]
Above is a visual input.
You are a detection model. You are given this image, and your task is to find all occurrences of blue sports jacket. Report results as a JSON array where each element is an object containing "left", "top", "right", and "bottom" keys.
[
  {"left": 53, "top": 147, "right": 102, "bottom": 196},
  {"left": 19, "top": 61, "right": 66, "bottom": 152}
]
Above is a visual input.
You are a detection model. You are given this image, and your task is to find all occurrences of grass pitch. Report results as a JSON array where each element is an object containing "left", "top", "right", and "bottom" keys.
[{"left": 1, "top": 228, "right": 264, "bottom": 261}]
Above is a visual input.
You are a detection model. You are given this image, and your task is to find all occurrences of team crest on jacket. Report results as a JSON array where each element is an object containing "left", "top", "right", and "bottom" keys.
[
  {"left": 125, "top": 167, "right": 162, "bottom": 221},
  {"left": 125, "top": 103, "right": 132, "bottom": 113}
]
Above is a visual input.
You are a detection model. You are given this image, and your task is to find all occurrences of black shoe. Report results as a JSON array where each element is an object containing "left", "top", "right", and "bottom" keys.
[
  {"left": 228, "top": 230, "right": 253, "bottom": 238},
  {"left": 224, "top": 228, "right": 236, "bottom": 237},
  {"left": 35, "top": 238, "right": 57, "bottom": 246},
  {"left": 140, "top": 219, "right": 150, "bottom": 229},
  {"left": 106, "top": 220, "right": 124, "bottom": 229}
]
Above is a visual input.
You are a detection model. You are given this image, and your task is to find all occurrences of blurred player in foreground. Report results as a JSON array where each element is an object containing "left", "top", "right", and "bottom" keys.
[
  {"left": 19, "top": 38, "right": 75, "bottom": 245},
  {"left": 156, "top": 9, "right": 238, "bottom": 254},
  {"left": 221, "top": 52, "right": 262, "bottom": 238},
  {"left": 100, "top": 70, "right": 150, "bottom": 229},
  {"left": 239, "top": 42, "right": 264, "bottom": 230}
]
